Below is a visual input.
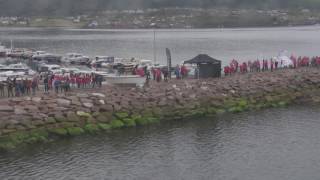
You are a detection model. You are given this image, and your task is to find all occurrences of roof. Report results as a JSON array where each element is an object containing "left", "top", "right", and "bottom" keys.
[{"left": 184, "top": 54, "right": 221, "bottom": 64}]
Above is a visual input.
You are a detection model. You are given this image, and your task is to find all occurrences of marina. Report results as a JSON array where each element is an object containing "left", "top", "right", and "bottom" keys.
[
  {"left": 1, "top": 0, "right": 320, "bottom": 178},
  {"left": 0, "top": 27, "right": 320, "bottom": 180}
]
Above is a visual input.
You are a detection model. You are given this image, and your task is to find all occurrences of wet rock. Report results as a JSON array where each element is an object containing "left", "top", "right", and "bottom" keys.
[
  {"left": 83, "top": 102, "right": 94, "bottom": 108},
  {"left": 47, "top": 103, "right": 58, "bottom": 109},
  {"left": 10, "top": 98, "right": 23, "bottom": 103},
  {"left": 14, "top": 107, "right": 28, "bottom": 115},
  {"left": 57, "top": 99, "right": 71, "bottom": 107},
  {"left": 54, "top": 113, "right": 66, "bottom": 122},
  {"left": 99, "top": 100, "right": 105, "bottom": 105},
  {"left": 67, "top": 112, "right": 80, "bottom": 122},
  {"left": 80, "top": 98, "right": 93, "bottom": 103},
  {"left": 32, "top": 120, "right": 45, "bottom": 126},
  {"left": 24, "top": 105, "right": 39, "bottom": 111},
  {"left": 92, "top": 93, "right": 106, "bottom": 98},
  {"left": 200, "top": 86, "right": 209, "bottom": 91},
  {"left": 100, "top": 104, "right": 114, "bottom": 112},
  {"left": 44, "top": 117, "right": 56, "bottom": 124},
  {"left": 2, "top": 129, "right": 16, "bottom": 134},
  {"left": 77, "top": 93, "right": 89, "bottom": 98},
  {"left": 5, "top": 119, "right": 19, "bottom": 129},
  {"left": 190, "top": 94, "right": 197, "bottom": 99},
  {"left": 0, "top": 120, "right": 6, "bottom": 129},
  {"left": 32, "top": 97, "right": 42, "bottom": 103},
  {"left": 76, "top": 111, "right": 91, "bottom": 118},
  {"left": 0, "top": 105, "right": 13, "bottom": 112},
  {"left": 72, "top": 100, "right": 82, "bottom": 106},
  {"left": 158, "top": 98, "right": 167, "bottom": 106},
  {"left": 24, "top": 97, "right": 31, "bottom": 101}
]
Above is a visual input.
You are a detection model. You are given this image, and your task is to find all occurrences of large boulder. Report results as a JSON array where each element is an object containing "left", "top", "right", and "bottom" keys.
[
  {"left": 77, "top": 93, "right": 89, "bottom": 98},
  {"left": 14, "top": 107, "right": 28, "bottom": 115},
  {"left": 92, "top": 93, "right": 106, "bottom": 98},
  {"left": 32, "top": 97, "right": 42, "bottom": 103},
  {"left": 57, "top": 99, "right": 71, "bottom": 107},
  {"left": 24, "top": 105, "right": 39, "bottom": 111},
  {"left": 66, "top": 112, "right": 80, "bottom": 122},
  {"left": 83, "top": 102, "right": 94, "bottom": 108},
  {"left": 0, "top": 105, "right": 14, "bottom": 112},
  {"left": 99, "top": 100, "right": 105, "bottom": 105}
]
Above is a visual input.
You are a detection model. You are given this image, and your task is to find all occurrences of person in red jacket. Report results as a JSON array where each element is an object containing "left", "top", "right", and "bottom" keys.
[
  {"left": 156, "top": 68, "right": 162, "bottom": 82},
  {"left": 224, "top": 66, "right": 230, "bottom": 76}
]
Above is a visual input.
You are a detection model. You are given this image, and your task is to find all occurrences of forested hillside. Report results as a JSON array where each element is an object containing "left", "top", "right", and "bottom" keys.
[{"left": 0, "top": 0, "right": 320, "bottom": 16}]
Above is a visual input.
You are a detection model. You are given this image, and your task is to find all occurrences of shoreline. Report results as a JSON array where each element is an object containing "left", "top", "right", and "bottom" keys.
[
  {"left": 0, "top": 24, "right": 319, "bottom": 30},
  {"left": 0, "top": 67, "right": 320, "bottom": 150}
]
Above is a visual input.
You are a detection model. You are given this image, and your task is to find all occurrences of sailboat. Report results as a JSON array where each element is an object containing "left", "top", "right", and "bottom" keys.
[{"left": 0, "top": 42, "right": 8, "bottom": 57}]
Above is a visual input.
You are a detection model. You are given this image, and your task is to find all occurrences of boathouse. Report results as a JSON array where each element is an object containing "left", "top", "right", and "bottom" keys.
[{"left": 184, "top": 54, "right": 222, "bottom": 78}]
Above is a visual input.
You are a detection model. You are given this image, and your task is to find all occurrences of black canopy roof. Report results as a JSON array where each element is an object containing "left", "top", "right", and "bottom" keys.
[{"left": 184, "top": 54, "right": 221, "bottom": 64}]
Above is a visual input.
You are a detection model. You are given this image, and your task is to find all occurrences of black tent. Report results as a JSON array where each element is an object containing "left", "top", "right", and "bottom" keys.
[{"left": 184, "top": 54, "right": 222, "bottom": 78}]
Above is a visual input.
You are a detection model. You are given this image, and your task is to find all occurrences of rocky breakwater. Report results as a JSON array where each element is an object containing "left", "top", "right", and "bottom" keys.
[{"left": 1, "top": 68, "right": 320, "bottom": 150}]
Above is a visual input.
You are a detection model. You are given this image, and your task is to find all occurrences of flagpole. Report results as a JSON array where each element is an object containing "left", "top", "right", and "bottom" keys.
[{"left": 153, "top": 28, "right": 156, "bottom": 65}]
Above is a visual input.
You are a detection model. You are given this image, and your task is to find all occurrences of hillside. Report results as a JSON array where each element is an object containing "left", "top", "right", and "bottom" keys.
[{"left": 1, "top": 0, "right": 320, "bottom": 16}]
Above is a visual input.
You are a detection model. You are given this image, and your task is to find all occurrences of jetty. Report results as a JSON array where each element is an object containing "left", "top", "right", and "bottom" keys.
[{"left": 0, "top": 67, "right": 320, "bottom": 150}]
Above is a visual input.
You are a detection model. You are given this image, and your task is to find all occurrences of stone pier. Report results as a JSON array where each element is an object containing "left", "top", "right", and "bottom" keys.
[{"left": 1, "top": 68, "right": 320, "bottom": 150}]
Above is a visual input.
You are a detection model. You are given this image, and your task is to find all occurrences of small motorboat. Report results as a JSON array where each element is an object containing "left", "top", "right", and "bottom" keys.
[
  {"left": 7, "top": 48, "right": 31, "bottom": 58},
  {"left": 103, "top": 74, "right": 146, "bottom": 87},
  {"left": 0, "top": 63, "right": 36, "bottom": 75},
  {"left": 64, "top": 53, "right": 90, "bottom": 65},
  {"left": 32, "top": 51, "right": 62, "bottom": 64},
  {"left": 91, "top": 56, "right": 115, "bottom": 68},
  {"left": 0, "top": 43, "right": 9, "bottom": 57}
]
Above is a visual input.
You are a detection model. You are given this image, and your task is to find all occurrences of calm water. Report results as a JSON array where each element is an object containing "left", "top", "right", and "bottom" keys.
[
  {"left": 1, "top": 106, "right": 320, "bottom": 179},
  {"left": 1, "top": 26, "right": 320, "bottom": 66},
  {"left": 0, "top": 27, "right": 320, "bottom": 179}
]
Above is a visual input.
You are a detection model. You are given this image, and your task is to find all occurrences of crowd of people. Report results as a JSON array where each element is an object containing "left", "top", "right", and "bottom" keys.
[
  {"left": 0, "top": 72, "right": 104, "bottom": 97},
  {"left": 1, "top": 54, "right": 319, "bottom": 97},
  {"left": 42, "top": 73, "right": 104, "bottom": 94},
  {"left": 0, "top": 76, "right": 39, "bottom": 97},
  {"left": 144, "top": 64, "right": 189, "bottom": 83},
  {"left": 224, "top": 56, "right": 320, "bottom": 76}
]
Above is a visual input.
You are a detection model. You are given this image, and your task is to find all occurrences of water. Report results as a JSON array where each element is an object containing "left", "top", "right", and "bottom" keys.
[
  {"left": 1, "top": 106, "right": 320, "bottom": 179},
  {"left": 1, "top": 26, "right": 320, "bottom": 66},
  {"left": 0, "top": 27, "right": 320, "bottom": 179}
]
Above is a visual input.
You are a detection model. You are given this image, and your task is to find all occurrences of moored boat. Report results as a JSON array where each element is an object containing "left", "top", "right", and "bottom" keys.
[
  {"left": 103, "top": 74, "right": 146, "bottom": 87},
  {"left": 64, "top": 53, "right": 90, "bottom": 65},
  {"left": 0, "top": 63, "right": 36, "bottom": 76},
  {"left": 7, "top": 48, "right": 32, "bottom": 58},
  {"left": 0, "top": 43, "right": 9, "bottom": 57},
  {"left": 32, "top": 51, "right": 62, "bottom": 64}
]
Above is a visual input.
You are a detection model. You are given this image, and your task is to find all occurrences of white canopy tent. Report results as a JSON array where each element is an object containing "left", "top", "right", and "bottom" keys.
[{"left": 273, "top": 55, "right": 293, "bottom": 68}]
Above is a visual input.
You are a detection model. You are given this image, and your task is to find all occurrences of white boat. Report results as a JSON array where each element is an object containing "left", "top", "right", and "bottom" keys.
[
  {"left": 103, "top": 74, "right": 146, "bottom": 87},
  {"left": 0, "top": 43, "right": 8, "bottom": 57},
  {"left": 38, "top": 64, "right": 62, "bottom": 73},
  {"left": 32, "top": 51, "right": 62, "bottom": 64},
  {"left": 91, "top": 56, "right": 115, "bottom": 68},
  {"left": 64, "top": 53, "right": 90, "bottom": 65},
  {"left": 7, "top": 48, "right": 31, "bottom": 58},
  {"left": 0, "top": 63, "right": 36, "bottom": 75}
]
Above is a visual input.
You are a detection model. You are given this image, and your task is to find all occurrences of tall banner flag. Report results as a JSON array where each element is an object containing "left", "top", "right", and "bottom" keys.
[{"left": 166, "top": 48, "right": 172, "bottom": 78}]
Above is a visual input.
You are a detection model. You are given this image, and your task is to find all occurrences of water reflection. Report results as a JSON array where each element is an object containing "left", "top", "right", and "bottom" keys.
[{"left": 0, "top": 106, "right": 320, "bottom": 179}]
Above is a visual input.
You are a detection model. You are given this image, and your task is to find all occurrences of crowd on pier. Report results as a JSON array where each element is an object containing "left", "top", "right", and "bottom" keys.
[
  {"left": 0, "top": 72, "right": 104, "bottom": 97},
  {"left": 223, "top": 56, "right": 320, "bottom": 76},
  {"left": 143, "top": 65, "right": 190, "bottom": 83},
  {"left": 134, "top": 55, "right": 320, "bottom": 84},
  {"left": 0, "top": 55, "right": 319, "bottom": 97},
  {"left": 42, "top": 73, "right": 103, "bottom": 94}
]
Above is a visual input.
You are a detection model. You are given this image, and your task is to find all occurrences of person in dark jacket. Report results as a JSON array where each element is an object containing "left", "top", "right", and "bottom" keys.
[{"left": 44, "top": 76, "right": 49, "bottom": 94}]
